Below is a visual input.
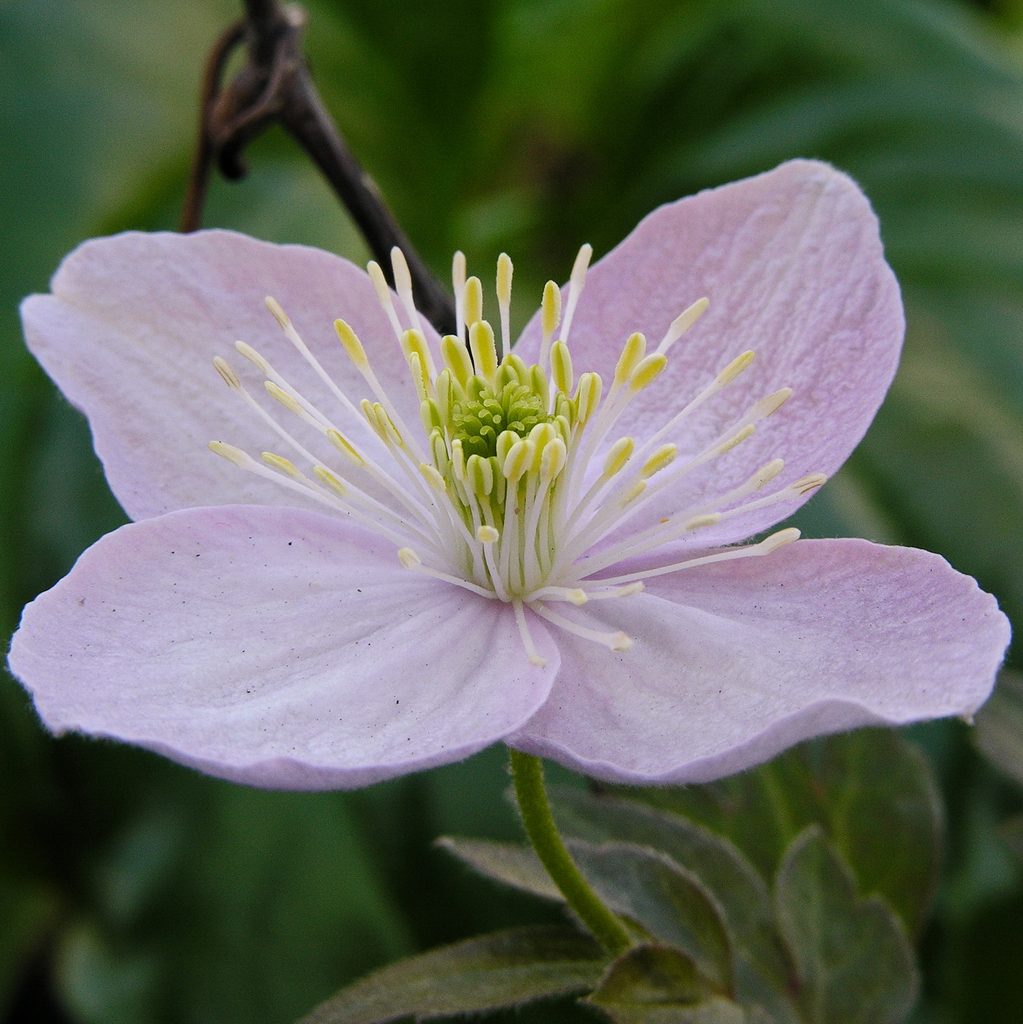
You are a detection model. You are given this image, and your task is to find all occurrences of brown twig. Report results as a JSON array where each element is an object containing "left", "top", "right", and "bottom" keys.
[{"left": 182, "top": 0, "right": 455, "bottom": 335}]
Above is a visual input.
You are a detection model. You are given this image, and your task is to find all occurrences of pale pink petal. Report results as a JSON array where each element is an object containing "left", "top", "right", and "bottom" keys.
[
  {"left": 516, "top": 161, "right": 903, "bottom": 547},
  {"left": 22, "top": 230, "right": 434, "bottom": 519},
  {"left": 8, "top": 506, "right": 558, "bottom": 789},
  {"left": 510, "top": 539, "right": 1009, "bottom": 784}
]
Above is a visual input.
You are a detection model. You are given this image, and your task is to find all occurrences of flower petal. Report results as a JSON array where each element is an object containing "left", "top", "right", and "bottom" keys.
[
  {"left": 510, "top": 539, "right": 1009, "bottom": 784},
  {"left": 8, "top": 505, "right": 559, "bottom": 789},
  {"left": 22, "top": 230, "right": 434, "bottom": 519},
  {"left": 517, "top": 160, "right": 903, "bottom": 546}
]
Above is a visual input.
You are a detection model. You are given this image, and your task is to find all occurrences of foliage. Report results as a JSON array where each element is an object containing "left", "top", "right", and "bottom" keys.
[{"left": 1, "top": 0, "right": 1021, "bottom": 1022}]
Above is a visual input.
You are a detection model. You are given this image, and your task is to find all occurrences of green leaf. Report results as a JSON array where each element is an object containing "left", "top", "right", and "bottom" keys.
[
  {"left": 774, "top": 829, "right": 918, "bottom": 1024},
  {"left": 585, "top": 945, "right": 749, "bottom": 1024},
  {"left": 296, "top": 926, "right": 605, "bottom": 1024},
  {"left": 568, "top": 841, "right": 734, "bottom": 995},
  {"left": 438, "top": 836, "right": 734, "bottom": 995},
  {"left": 436, "top": 835, "right": 561, "bottom": 902},
  {"left": 975, "top": 671, "right": 1023, "bottom": 788},
  {"left": 997, "top": 816, "right": 1023, "bottom": 862},
  {"left": 612, "top": 730, "right": 941, "bottom": 936},
  {"left": 550, "top": 788, "right": 796, "bottom": 1022}
]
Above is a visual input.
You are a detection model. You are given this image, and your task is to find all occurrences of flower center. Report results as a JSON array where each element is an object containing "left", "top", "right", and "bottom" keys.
[{"left": 207, "top": 246, "right": 823, "bottom": 665}]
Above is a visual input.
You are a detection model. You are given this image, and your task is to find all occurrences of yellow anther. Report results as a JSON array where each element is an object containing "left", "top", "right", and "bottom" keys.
[
  {"left": 402, "top": 328, "right": 433, "bottom": 370},
  {"left": 449, "top": 438, "right": 466, "bottom": 480},
  {"left": 212, "top": 356, "right": 240, "bottom": 389},
  {"left": 452, "top": 250, "right": 466, "bottom": 293},
  {"left": 715, "top": 423, "right": 756, "bottom": 456},
  {"left": 390, "top": 247, "right": 413, "bottom": 295},
  {"left": 408, "top": 352, "right": 429, "bottom": 405},
  {"left": 261, "top": 452, "right": 302, "bottom": 478},
  {"left": 419, "top": 462, "right": 447, "bottom": 492},
  {"left": 497, "top": 252, "right": 513, "bottom": 306},
  {"left": 529, "top": 365, "right": 549, "bottom": 408},
  {"left": 541, "top": 280, "right": 561, "bottom": 338},
  {"left": 503, "top": 353, "right": 529, "bottom": 383},
  {"left": 233, "top": 340, "right": 269, "bottom": 372},
  {"left": 685, "top": 513, "right": 723, "bottom": 531},
  {"left": 264, "top": 380, "right": 303, "bottom": 415},
  {"left": 313, "top": 465, "right": 347, "bottom": 497},
  {"left": 464, "top": 276, "right": 483, "bottom": 327},
  {"left": 264, "top": 295, "right": 290, "bottom": 329},
  {"left": 469, "top": 321, "right": 499, "bottom": 385},
  {"left": 658, "top": 297, "right": 710, "bottom": 353},
  {"left": 753, "top": 459, "right": 785, "bottom": 488},
  {"left": 367, "top": 260, "right": 392, "bottom": 303},
  {"left": 441, "top": 335, "right": 473, "bottom": 392},
  {"left": 622, "top": 480, "right": 646, "bottom": 505},
  {"left": 717, "top": 350, "right": 755, "bottom": 386},
  {"left": 641, "top": 444, "right": 677, "bottom": 478},
  {"left": 373, "top": 402, "right": 403, "bottom": 447},
  {"left": 467, "top": 453, "right": 495, "bottom": 496},
  {"left": 550, "top": 340, "right": 574, "bottom": 396},
  {"left": 752, "top": 387, "right": 793, "bottom": 419},
  {"left": 574, "top": 372, "right": 602, "bottom": 424},
  {"left": 208, "top": 440, "right": 250, "bottom": 467},
  {"left": 794, "top": 472, "right": 828, "bottom": 495},
  {"left": 540, "top": 438, "right": 568, "bottom": 480},
  {"left": 763, "top": 527, "right": 801, "bottom": 551},
  {"left": 477, "top": 525, "right": 499, "bottom": 544},
  {"left": 609, "top": 632, "right": 633, "bottom": 652},
  {"left": 335, "top": 318, "right": 368, "bottom": 368},
  {"left": 398, "top": 547, "right": 421, "bottom": 569},
  {"left": 603, "top": 437, "right": 635, "bottom": 477},
  {"left": 325, "top": 428, "right": 365, "bottom": 466},
  {"left": 430, "top": 430, "right": 449, "bottom": 473},
  {"left": 614, "top": 332, "right": 647, "bottom": 385},
  {"left": 502, "top": 439, "right": 534, "bottom": 483},
  {"left": 419, "top": 397, "right": 442, "bottom": 435},
  {"left": 495, "top": 430, "right": 518, "bottom": 464},
  {"left": 630, "top": 352, "right": 668, "bottom": 391}
]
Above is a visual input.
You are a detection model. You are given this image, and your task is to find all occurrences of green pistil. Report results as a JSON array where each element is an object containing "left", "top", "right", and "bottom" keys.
[{"left": 451, "top": 380, "right": 552, "bottom": 459}]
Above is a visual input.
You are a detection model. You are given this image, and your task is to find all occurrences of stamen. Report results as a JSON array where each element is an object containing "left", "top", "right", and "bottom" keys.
[
  {"left": 539, "top": 280, "right": 561, "bottom": 370},
  {"left": 496, "top": 253, "right": 513, "bottom": 358},
  {"left": 390, "top": 247, "right": 421, "bottom": 332},
  {"left": 513, "top": 600, "right": 548, "bottom": 666},
  {"left": 367, "top": 261, "right": 406, "bottom": 341},
  {"left": 560, "top": 243, "right": 592, "bottom": 346},
  {"left": 464, "top": 276, "right": 483, "bottom": 328},
  {"left": 398, "top": 547, "right": 498, "bottom": 599},
  {"left": 656, "top": 297, "right": 710, "bottom": 354},
  {"left": 589, "top": 528, "right": 802, "bottom": 587},
  {"left": 452, "top": 251, "right": 467, "bottom": 341},
  {"left": 533, "top": 603, "right": 632, "bottom": 652}
]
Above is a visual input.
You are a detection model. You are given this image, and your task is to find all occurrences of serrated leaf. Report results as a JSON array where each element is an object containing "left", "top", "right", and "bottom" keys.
[
  {"left": 586, "top": 944, "right": 749, "bottom": 1024},
  {"left": 975, "top": 670, "right": 1023, "bottom": 788},
  {"left": 612, "top": 730, "right": 941, "bottom": 936},
  {"left": 569, "top": 841, "right": 734, "bottom": 995},
  {"left": 775, "top": 829, "right": 918, "bottom": 1024},
  {"left": 551, "top": 787, "right": 796, "bottom": 1022},
  {"left": 297, "top": 926, "right": 604, "bottom": 1024}
]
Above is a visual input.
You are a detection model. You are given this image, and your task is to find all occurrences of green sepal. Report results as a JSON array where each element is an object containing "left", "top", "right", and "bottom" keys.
[
  {"left": 584, "top": 944, "right": 752, "bottom": 1024},
  {"left": 296, "top": 925, "right": 604, "bottom": 1024}
]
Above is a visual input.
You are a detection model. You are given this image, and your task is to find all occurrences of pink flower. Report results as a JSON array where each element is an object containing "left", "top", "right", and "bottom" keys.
[{"left": 8, "top": 161, "right": 1010, "bottom": 789}]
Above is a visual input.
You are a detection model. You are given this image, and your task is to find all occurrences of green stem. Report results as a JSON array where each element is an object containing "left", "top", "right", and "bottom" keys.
[{"left": 508, "top": 748, "right": 633, "bottom": 956}]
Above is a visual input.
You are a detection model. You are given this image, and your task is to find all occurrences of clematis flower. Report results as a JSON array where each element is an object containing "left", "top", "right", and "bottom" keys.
[{"left": 8, "top": 160, "right": 1010, "bottom": 789}]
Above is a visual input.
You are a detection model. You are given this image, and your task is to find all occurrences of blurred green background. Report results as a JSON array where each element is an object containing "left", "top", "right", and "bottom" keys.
[{"left": 2, "top": 0, "right": 1022, "bottom": 1021}]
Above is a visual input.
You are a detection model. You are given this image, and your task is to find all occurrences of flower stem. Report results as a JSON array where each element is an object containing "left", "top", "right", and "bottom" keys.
[{"left": 508, "top": 748, "right": 633, "bottom": 956}]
